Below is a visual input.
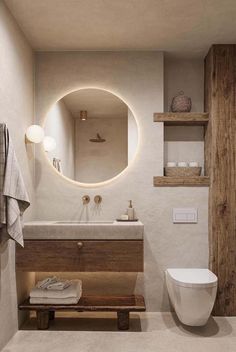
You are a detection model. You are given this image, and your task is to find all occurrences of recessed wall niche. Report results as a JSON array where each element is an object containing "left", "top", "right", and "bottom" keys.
[
  {"left": 164, "top": 125, "right": 205, "bottom": 175},
  {"left": 43, "top": 88, "right": 138, "bottom": 184}
]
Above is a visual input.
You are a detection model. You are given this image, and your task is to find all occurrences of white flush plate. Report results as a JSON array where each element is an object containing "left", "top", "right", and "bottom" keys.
[{"left": 173, "top": 208, "right": 198, "bottom": 224}]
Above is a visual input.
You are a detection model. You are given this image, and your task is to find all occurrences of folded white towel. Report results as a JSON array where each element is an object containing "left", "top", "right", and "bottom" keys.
[
  {"left": 30, "top": 296, "right": 81, "bottom": 305},
  {"left": 30, "top": 280, "right": 82, "bottom": 299},
  {"left": 47, "top": 280, "right": 71, "bottom": 291}
]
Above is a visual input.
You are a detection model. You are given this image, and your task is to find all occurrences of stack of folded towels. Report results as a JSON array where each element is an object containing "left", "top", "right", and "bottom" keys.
[{"left": 30, "top": 277, "right": 82, "bottom": 304}]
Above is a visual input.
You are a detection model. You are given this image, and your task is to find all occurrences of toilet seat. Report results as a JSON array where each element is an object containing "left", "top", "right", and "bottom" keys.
[{"left": 166, "top": 268, "right": 218, "bottom": 288}]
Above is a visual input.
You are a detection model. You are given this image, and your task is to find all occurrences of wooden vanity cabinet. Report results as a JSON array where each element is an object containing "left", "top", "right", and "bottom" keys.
[{"left": 16, "top": 239, "right": 144, "bottom": 272}]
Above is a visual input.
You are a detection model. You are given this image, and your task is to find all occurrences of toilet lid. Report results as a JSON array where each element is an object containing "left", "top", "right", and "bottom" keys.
[{"left": 166, "top": 268, "right": 218, "bottom": 288}]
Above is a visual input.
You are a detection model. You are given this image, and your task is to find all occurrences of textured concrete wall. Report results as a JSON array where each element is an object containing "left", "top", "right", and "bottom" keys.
[
  {"left": 34, "top": 51, "right": 208, "bottom": 312},
  {"left": 0, "top": 2, "right": 35, "bottom": 349},
  {"left": 164, "top": 57, "right": 205, "bottom": 171}
]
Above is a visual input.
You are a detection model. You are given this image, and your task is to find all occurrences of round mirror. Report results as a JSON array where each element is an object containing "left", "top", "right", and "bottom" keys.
[{"left": 44, "top": 88, "right": 138, "bottom": 184}]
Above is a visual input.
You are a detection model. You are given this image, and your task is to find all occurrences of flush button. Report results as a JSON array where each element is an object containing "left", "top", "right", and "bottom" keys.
[{"left": 173, "top": 208, "right": 198, "bottom": 223}]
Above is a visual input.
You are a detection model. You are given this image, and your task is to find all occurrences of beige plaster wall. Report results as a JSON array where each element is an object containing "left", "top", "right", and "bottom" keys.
[
  {"left": 35, "top": 51, "right": 208, "bottom": 311},
  {"left": 164, "top": 126, "right": 205, "bottom": 173},
  {"left": 75, "top": 116, "right": 128, "bottom": 183},
  {"left": 0, "top": 2, "right": 35, "bottom": 349},
  {"left": 128, "top": 108, "right": 138, "bottom": 163},
  {"left": 45, "top": 99, "right": 75, "bottom": 179},
  {"left": 164, "top": 57, "right": 204, "bottom": 112}
]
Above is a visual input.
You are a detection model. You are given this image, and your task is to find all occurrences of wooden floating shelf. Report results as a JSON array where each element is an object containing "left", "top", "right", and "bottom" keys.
[
  {"left": 153, "top": 176, "right": 210, "bottom": 187},
  {"left": 153, "top": 112, "right": 209, "bottom": 126}
]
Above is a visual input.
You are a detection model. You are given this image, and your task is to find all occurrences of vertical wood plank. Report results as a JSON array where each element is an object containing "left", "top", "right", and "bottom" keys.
[{"left": 204, "top": 45, "right": 236, "bottom": 315}]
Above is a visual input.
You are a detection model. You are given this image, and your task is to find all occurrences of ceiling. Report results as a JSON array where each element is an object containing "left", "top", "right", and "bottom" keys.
[
  {"left": 5, "top": 0, "right": 236, "bottom": 58},
  {"left": 63, "top": 89, "right": 128, "bottom": 119}
]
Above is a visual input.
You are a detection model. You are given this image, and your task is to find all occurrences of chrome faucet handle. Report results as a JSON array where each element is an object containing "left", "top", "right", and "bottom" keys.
[{"left": 82, "top": 195, "right": 90, "bottom": 205}]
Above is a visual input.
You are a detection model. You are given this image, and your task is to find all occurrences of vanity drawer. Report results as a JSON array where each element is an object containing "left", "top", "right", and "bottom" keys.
[{"left": 16, "top": 240, "right": 143, "bottom": 272}]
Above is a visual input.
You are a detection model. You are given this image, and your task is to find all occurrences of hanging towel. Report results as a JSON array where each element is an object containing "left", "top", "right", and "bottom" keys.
[
  {"left": 0, "top": 124, "right": 7, "bottom": 226},
  {"left": 0, "top": 123, "right": 30, "bottom": 246}
]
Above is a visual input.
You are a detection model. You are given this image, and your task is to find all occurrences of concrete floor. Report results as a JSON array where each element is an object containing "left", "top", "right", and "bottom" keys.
[{"left": 2, "top": 312, "right": 236, "bottom": 352}]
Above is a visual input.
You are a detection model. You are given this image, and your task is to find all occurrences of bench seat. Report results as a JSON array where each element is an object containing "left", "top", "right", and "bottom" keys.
[{"left": 19, "top": 295, "right": 146, "bottom": 330}]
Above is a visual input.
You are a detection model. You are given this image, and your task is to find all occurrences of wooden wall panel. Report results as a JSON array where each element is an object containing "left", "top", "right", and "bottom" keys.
[{"left": 204, "top": 45, "right": 236, "bottom": 315}]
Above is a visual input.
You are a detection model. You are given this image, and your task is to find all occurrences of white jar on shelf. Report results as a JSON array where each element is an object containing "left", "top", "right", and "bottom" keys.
[
  {"left": 166, "top": 162, "right": 177, "bottom": 167},
  {"left": 177, "top": 161, "right": 188, "bottom": 167},
  {"left": 189, "top": 161, "right": 199, "bottom": 167}
]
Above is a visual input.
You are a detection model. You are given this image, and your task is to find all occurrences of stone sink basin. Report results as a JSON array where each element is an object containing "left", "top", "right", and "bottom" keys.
[{"left": 23, "top": 220, "right": 144, "bottom": 240}]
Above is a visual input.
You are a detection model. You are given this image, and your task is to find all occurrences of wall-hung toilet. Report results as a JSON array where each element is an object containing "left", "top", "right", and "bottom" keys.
[{"left": 166, "top": 268, "right": 218, "bottom": 326}]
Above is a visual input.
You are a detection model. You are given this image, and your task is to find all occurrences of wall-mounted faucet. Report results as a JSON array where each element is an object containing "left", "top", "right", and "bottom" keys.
[
  {"left": 82, "top": 195, "right": 90, "bottom": 205},
  {"left": 82, "top": 195, "right": 102, "bottom": 205},
  {"left": 94, "top": 195, "right": 102, "bottom": 204}
]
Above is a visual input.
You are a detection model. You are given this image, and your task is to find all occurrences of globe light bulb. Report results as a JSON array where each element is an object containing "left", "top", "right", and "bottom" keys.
[
  {"left": 43, "top": 136, "right": 57, "bottom": 152},
  {"left": 26, "top": 125, "right": 44, "bottom": 143}
]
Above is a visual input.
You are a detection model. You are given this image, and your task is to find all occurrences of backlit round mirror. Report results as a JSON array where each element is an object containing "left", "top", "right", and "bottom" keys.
[{"left": 44, "top": 88, "right": 138, "bottom": 184}]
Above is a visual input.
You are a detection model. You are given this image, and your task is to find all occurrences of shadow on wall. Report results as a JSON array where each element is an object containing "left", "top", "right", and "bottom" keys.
[
  {"left": 0, "top": 233, "right": 35, "bottom": 329},
  {"left": 16, "top": 271, "right": 35, "bottom": 328},
  {"left": 0, "top": 235, "right": 18, "bottom": 348},
  {"left": 164, "top": 126, "right": 204, "bottom": 142},
  {"left": 35, "top": 158, "right": 42, "bottom": 189},
  {"left": 0, "top": 235, "right": 10, "bottom": 301}
]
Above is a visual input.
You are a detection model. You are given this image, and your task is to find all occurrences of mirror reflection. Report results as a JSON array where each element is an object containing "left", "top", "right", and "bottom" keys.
[{"left": 44, "top": 89, "right": 138, "bottom": 183}]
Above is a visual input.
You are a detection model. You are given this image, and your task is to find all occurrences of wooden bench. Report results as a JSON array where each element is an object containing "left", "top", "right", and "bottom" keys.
[{"left": 19, "top": 295, "right": 146, "bottom": 330}]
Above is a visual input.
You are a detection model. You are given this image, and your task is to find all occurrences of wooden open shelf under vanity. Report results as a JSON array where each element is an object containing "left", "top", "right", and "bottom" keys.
[
  {"left": 153, "top": 112, "right": 210, "bottom": 187},
  {"left": 16, "top": 223, "right": 145, "bottom": 330},
  {"left": 19, "top": 295, "right": 146, "bottom": 330}
]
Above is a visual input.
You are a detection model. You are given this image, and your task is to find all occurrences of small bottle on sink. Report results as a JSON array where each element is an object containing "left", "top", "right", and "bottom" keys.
[{"left": 127, "top": 200, "right": 134, "bottom": 220}]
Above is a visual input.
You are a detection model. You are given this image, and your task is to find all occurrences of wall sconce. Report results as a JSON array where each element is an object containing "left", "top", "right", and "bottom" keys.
[
  {"left": 80, "top": 110, "right": 87, "bottom": 121},
  {"left": 43, "top": 136, "right": 57, "bottom": 152},
  {"left": 25, "top": 125, "right": 44, "bottom": 144}
]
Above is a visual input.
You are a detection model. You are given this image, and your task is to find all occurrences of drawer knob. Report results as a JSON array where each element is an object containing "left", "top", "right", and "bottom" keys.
[{"left": 77, "top": 242, "right": 83, "bottom": 249}]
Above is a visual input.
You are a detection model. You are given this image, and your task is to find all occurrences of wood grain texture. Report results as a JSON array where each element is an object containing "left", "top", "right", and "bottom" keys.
[
  {"left": 153, "top": 176, "right": 210, "bottom": 187},
  {"left": 49, "top": 311, "right": 55, "bottom": 320},
  {"left": 19, "top": 295, "right": 146, "bottom": 312},
  {"left": 16, "top": 240, "right": 144, "bottom": 272},
  {"left": 36, "top": 311, "right": 49, "bottom": 330},
  {"left": 153, "top": 112, "right": 209, "bottom": 125},
  {"left": 19, "top": 295, "right": 145, "bottom": 330},
  {"left": 117, "top": 311, "right": 129, "bottom": 330},
  {"left": 204, "top": 45, "right": 236, "bottom": 315}
]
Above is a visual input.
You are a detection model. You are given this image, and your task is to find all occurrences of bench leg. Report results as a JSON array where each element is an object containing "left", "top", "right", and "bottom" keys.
[
  {"left": 117, "top": 311, "right": 130, "bottom": 330},
  {"left": 36, "top": 310, "right": 50, "bottom": 330},
  {"left": 49, "top": 311, "right": 55, "bottom": 320}
]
